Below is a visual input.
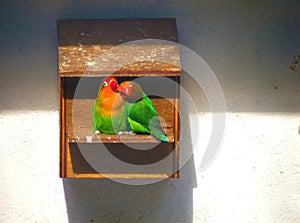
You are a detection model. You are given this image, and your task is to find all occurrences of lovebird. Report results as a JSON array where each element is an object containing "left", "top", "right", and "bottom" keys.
[
  {"left": 92, "top": 77, "right": 127, "bottom": 134},
  {"left": 119, "top": 81, "right": 168, "bottom": 142}
]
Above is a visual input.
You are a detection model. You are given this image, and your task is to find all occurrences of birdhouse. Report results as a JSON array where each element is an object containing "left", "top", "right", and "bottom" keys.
[{"left": 58, "top": 18, "right": 181, "bottom": 178}]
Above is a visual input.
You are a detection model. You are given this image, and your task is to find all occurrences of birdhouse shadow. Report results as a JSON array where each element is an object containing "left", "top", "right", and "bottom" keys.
[{"left": 62, "top": 75, "right": 197, "bottom": 222}]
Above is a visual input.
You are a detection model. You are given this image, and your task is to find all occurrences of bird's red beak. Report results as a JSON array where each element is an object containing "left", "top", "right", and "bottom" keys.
[
  {"left": 109, "top": 80, "right": 118, "bottom": 92},
  {"left": 120, "top": 86, "right": 130, "bottom": 97}
]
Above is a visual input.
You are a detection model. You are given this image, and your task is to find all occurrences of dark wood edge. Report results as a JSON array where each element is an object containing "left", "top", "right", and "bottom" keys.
[
  {"left": 59, "top": 71, "right": 181, "bottom": 78},
  {"left": 172, "top": 76, "right": 180, "bottom": 178},
  {"left": 59, "top": 77, "right": 66, "bottom": 178}
]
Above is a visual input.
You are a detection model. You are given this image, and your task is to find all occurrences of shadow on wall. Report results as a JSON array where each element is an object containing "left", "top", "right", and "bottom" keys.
[
  {"left": 63, "top": 157, "right": 196, "bottom": 223},
  {"left": 63, "top": 92, "right": 197, "bottom": 222},
  {"left": 62, "top": 110, "right": 198, "bottom": 222}
]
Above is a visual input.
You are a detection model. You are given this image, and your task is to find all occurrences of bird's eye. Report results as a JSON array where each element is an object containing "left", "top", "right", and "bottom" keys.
[{"left": 103, "top": 81, "right": 108, "bottom": 86}]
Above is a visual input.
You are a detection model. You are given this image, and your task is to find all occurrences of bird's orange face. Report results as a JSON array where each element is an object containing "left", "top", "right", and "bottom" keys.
[
  {"left": 98, "top": 77, "right": 120, "bottom": 97},
  {"left": 97, "top": 77, "right": 123, "bottom": 111},
  {"left": 103, "top": 77, "right": 119, "bottom": 92}
]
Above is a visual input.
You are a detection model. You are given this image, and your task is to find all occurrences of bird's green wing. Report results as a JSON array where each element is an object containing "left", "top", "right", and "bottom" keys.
[
  {"left": 127, "top": 96, "right": 168, "bottom": 142},
  {"left": 127, "top": 117, "right": 150, "bottom": 134}
]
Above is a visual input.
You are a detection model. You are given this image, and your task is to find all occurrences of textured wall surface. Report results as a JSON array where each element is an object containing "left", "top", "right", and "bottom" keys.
[{"left": 1, "top": 1, "right": 300, "bottom": 222}]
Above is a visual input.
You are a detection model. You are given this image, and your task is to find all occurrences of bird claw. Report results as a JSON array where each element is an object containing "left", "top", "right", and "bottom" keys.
[{"left": 117, "top": 131, "right": 136, "bottom": 137}]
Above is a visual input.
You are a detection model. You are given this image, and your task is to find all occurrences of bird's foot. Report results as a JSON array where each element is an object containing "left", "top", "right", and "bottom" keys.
[{"left": 117, "top": 131, "right": 136, "bottom": 137}]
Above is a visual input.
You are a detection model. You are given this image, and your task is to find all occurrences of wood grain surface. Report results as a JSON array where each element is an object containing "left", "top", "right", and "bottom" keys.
[{"left": 58, "top": 18, "right": 181, "bottom": 77}]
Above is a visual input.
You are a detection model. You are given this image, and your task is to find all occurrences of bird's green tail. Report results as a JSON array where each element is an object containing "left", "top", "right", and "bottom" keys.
[{"left": 151, "top": 129, "right": 169, "bottom": 142}]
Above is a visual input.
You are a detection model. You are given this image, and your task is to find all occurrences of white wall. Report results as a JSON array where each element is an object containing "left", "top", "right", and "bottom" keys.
[{"left": 1, "top": 1, "right": 300, "bottom": 222}]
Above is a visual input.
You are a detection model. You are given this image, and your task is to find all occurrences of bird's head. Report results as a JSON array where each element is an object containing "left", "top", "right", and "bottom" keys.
[
  {"left": 120, "top": 81, "right": 144, "bottom": 103},
  {"left": 103, "top": 77, "right": 119, "bottom": 92},
  {"left": 98, "top": 77, "right": 121, "bottom": 98}
]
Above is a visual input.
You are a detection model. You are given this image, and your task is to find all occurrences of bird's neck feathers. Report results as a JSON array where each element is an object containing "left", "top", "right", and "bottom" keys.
[{"left": 96, "top": 89, "right": 124, "bottom": 115}]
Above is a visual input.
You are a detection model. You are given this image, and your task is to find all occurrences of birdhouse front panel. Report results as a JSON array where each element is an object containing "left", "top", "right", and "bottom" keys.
[{"left": 58, "top": 19, "right": 181, "bottom": 178}]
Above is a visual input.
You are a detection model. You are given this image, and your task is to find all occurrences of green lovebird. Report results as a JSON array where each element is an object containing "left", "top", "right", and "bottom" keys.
[
  {"left": 119, "top": 81, "right": 168, "bottom": 142},
  {"left": 92, "top": 77, "right": 127, "bottom": 134}
]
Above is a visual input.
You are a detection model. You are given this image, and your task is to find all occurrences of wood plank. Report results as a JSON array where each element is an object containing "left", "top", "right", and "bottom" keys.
[
  {"left": 58, "top": 45, "right": 181, "bottom": 77},
  {"left": 65, "top": 142, "right": 176, "bottom": 177},
  {"left": 61, "top": 72, "right": 181, "bottom": 78},
  {"left": 65, "top": 173, "right": 170, "bottom": 179},
  {"left": 173, "top": 76, "right": 180, "bottom": 178},
  {"left": 59, "top": 77, "right": 66, "bottom": 177},
  {"left": 57, "top": 18, "right": 181, "bottom": 77}
]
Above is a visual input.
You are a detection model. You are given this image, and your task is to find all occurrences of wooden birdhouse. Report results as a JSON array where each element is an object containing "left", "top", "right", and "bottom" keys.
[{"left": 58, "top": 18, "right": 181, "bottom": 178}]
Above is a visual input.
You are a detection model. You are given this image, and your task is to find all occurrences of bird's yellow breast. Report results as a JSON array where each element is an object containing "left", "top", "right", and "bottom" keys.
[{"left": 96, "top": 93, "right": 124, "bottom": 117}]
